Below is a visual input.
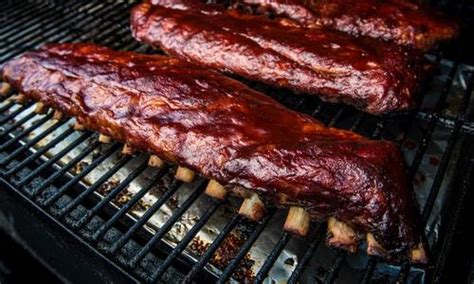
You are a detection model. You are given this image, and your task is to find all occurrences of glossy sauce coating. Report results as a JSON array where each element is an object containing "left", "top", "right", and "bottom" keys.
[
  {"left": 242, "top": 0, "right": 459, "bottom": 51},
  {"left": 131, "top": 0, "right": 426, "bottom": 115},
  {"left": 1, "top": 43, "right": 422, "bottom": 260}
]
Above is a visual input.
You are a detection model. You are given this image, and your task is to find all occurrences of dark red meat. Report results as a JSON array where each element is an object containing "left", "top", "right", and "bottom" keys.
[
  {"left": 131, "top": 0, "right": 427, "bottom": 115},
  {"left": 241, "top": 0, "right": 459, "bottom": 51},
  {"left": 1, "top": 43, "right": 423, "bottom": 261}
]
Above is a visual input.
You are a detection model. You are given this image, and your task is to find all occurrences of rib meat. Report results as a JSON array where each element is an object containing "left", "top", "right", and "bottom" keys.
[
  {"left": 131, "top": 0, "right": 427, "bottom": 115},
  {"left": 1, "top": 43, "right": 425, "bottom": 262},
  {"left": 241, "top": 0, "right": 459, "bottom": 51}
]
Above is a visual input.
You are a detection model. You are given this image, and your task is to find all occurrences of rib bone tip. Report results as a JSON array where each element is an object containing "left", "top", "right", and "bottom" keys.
[
  {"left": 366, "top": 233, "right": 387, "bottom": 257},
  {"left": 148, "top": 155, "right": 165, "bottom": 168},
  {"left": 121, "top": 144, "right": 135, "bottom": 155},
  {"left": 34, "top": 102, "right": 47, "bottom": 114},
  {"left": 0, "top": 82, "right": 12, "bottom": 96},
  {"left": 175, "top": 166, "right": 195, "bottom": 182},
  {"left": 53, "top": 110, "right": 64, "bottom": 120},
  {"left": 327, "top": 217, "right": 358, "bottom": 253},
  {"left": 148, "top": 155, "right": 164, "bottom": 168},
  {"left": 15, "top": 93, "right": 28, "bottom": 104},
  {"left": 283, "top": 206, "right": 310, "bottom": 237},
  {"left": 205, "top": 179, "right": 228, "bottom": 200},
  {"left": 238, "top": 193, "right": 265, "bottom": 221},
  {"left": 98, "top": 134, "right": 112, "bottom": 143},
  {"left": 73, "top": 122, "right": 85, "bottom": 131},
  {"left": 410, "top": 242, "right": 428, "bottom": 264}
]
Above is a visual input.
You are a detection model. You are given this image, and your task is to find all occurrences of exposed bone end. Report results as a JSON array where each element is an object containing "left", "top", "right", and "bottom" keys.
[
  {"left": 148, "top": 155, "right": 164, "bottom": 168},
  {"left": 73, "top": 122, "right": 85, "bottom": 131},
  {"left": 410, "top": 242, "right": 428, "bottom": 264},
  {"left": 53, "top": 110, "right": 64, "bottom": 120},
  {"left": 175, "top": 166, "right": 195, "bottom": 182},
  {"left": 205, "top": 179, "right": 228, "bottom": 200},
  {"left": 34, "top": 102, "right": 47, "bottom": 114},
  {"left": 0, "top": 82, "right": 12, "bottom": 96},
  {"left": 283, "top": 206, "right": 311, "bottom": 237},
  {"left": 327, "top": 217, "right": 358, "bottom": 253},
  {"left": 366, "top": 233, "right": 387, "bottom": 257},
  {"left": 15, "top": 93, "right": 28, "bottom": 104},
  {"left": 98, "top": 134, "right": 112, "bottom": 143},
  {"left": 121, "top": 144, "right": 135, "bottom": 155},
  {"left": 238, "top": 193, "right": 266, "bottom": 221}
]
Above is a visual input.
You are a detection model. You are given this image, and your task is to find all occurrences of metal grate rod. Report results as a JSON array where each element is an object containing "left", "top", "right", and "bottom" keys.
[
  {"left": 217, "top": 209, "right": 276, "bottom": 283},
  {"left": 56, "top": 155, "right": 135, "bottom": 218},
  {"left": 0, "top": 111, "right": 36, "bottom": 136},
  {"left": 0, "top": 112, "right": 53, "bottom": 151},
  {"left": 16, "top": 132, "right": 96, "bottom": 188},
  {"left": 397, "top": 71, "right": 474, "bottom": 283},
  {"left": 0, "top": 102, "right": 34, "bottom": 125},
  {"left": 2, "top": 126, "right": 74, "bottom": 172},
  {"left": 0, "top": 3, "right": 75, "bottom": 42},
  {"left": 107, "top": 179, "right": 183, "bottom": 255},
  {"left": 324, "top": 252, "right": 347, "bottom": 284},
  {"left": 0, "top": 2, "right": 118, "bottom": 63},
  {"left": 0, "top": 2, "right": 90, "bottom": 59},
  {"left": 65, "top": 158, "right": 150, "bottom": 227},
  {"left": 6, "top": 130, "right": 93, "bottom": 178},
  {"left": 90, "top": 166, "right": 171, "bottom": 242},
  {"left": 0, "top": 118, "right": 69, "bottom": 166},
  {"left": 183, "top": 214, "right": 242, "bottom": 283},
  {"left": 0, "top": 2, "right": 38, "bottom": 30},
  {"left": 0, "top": 100, "right": 15, "bottom": 113},
  {"left": 255, "top": 232, "right": 292, "bottom": 283},
  {"left": 288, "top": 224, "right": 325, "bottom": 284},
  {"left": 128, "top": 179, "right": 208, "bottom": 267},
  {"left": 38, "top": 142, "right": 121, "bottom": 206},
  {"left": 150, "top": 199, "right": 224, "bottom": 281}
]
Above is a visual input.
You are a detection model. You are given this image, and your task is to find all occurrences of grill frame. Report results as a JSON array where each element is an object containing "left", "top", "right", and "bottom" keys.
[{"left": 1, "top": 0, "right": 474, "bottom": 283}]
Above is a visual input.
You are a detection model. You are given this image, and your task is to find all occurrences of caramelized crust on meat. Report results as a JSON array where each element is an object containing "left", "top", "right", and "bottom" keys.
[
  {"left": 131, "top": 0, "right": 427, "bottom": 115},
  {"left": 241, "top": 0, "right": 459, "bottom": 51},
  {"left": 1, "top": 43, "right": 423, "bottom": 261}
]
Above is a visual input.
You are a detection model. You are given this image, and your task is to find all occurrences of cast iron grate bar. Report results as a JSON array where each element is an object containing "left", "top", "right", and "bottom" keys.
[
  {"left": 0, "top": 100, "right": 15, "bottom": 113},
  {"left": 1, "top": 125, "right": 74, "bottom": 169},
  {"left": 56, "top": 155, "right": 136, "bottom": 219},
  {"left": 217, "top": 210, "right": 276, "bottom": 283},
  {"left": 107, "top": 179, "right": 183, "bottom": 255},
  {"left": 396, "top": 71, "right": 474, "bottom": 283},
  {"left": 150, "top": 199, "right": 224, "bottom": 281},
  {"left": 288, "top": 224, "right": 325, "bottom": 283},
  {"left": 16, "top": 133, "right": 97, "bottom": 188},
  {"left": 359, "top": 50, "right": 459, "bottom": 283},
  {"left": 128, "top": 179, "right": 209, "bottom": 268},
  {"left": 255, "top": 232, "right": 291, "bottom": 283},
  {"left": 0, "top": 102, "right": 34, "bottom": 125},
  {"left": 0, "top": 112, "right": 53, "bottom": 151},
  {"left": 0, "top": 2, "right": 98, "bottom": 61},
  {"left": 38, "top": 142, "right": 121, "bottom": 206},
  {"left": 0, "top": 118, "right": 69, "bottom": 166},
  {"left": 65, "top": 158, "right": 149, "bottom": 227},
  {"left": 89, "top": 166, "right": 171, "bottom": 242},
  {"left": 1, "top": 2, "right": 80, "bottom": 44},
  {"left": 5, "top": 130, "right": 93, "bottom": 178},
  {"left": 0, "top": 111, "right": 36, "bottom": 137},
  {"left": 183, "top": 214, "right": 243, "bottom": 282}
]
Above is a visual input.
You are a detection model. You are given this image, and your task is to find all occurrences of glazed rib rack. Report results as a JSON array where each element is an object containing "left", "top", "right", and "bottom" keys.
[{"left": 0, "top": 1, "right": 473, "bottom": 283}]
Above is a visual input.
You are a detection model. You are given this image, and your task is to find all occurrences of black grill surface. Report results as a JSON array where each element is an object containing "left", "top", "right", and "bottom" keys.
[{"left": 1, "top": 0, "right": 474, "bottom": 283}]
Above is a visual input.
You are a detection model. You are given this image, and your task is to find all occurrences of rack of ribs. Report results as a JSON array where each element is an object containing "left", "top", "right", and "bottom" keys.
[
  {"left": 130, "top": 0, "right": 428, "bottom": 116},
  {"left": 1, "top": 43, "right": 426, "bottom": 263},
  {"left": 240, "top": 0, "right": 459, "bottom": 51}
]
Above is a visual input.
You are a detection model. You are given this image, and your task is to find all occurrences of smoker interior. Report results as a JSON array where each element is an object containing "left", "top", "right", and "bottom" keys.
[{"left": 1, "top": 0, "right": 474, "bottom": 283}]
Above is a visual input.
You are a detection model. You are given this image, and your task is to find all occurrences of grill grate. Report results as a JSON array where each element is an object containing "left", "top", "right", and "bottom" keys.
[{"left": 1, "top": 0, "right": 474, "bottom": 283}]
